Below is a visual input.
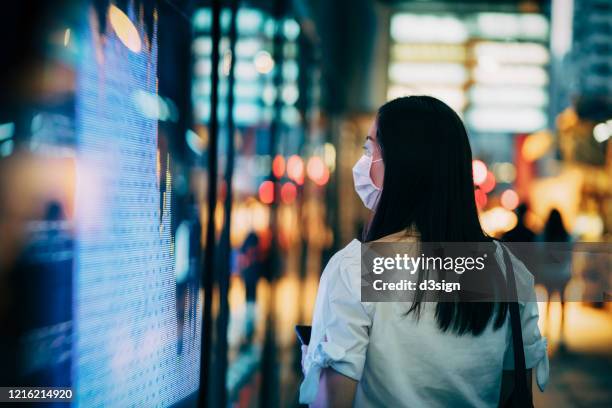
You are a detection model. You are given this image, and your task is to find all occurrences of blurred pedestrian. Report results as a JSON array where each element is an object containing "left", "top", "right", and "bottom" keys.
[
  {"left": 300, "top": 96, "right": 548, "bottom": 407},
  {"left": 239, "top": 231, "right": 261, "bottom": 342},
  {"left": 538, "top": 209, "right": 572, "bottom": 351},
  {"left": 502, "top": 203, "right": 535, "bottom": 242}
]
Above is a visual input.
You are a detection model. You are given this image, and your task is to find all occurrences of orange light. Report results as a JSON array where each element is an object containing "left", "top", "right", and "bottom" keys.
[
  {"left": 480, "top": 171, "right": 496, "bottom": 193},
  {"left": 286, "top": 155, "right": 304, "bottom": 184},
  {"left": 272, "top": 155, "right": 285, "bottom": 179},
  {"left": 280, "top": 182, "right": 297, "bottom": 204},
  {"left": 258, "top": 180, "right": 274, "bottom": 204},
  {"left": 522, "top": 130, "right": 553, "bottom": 162},
  {"left": 500, "top": 189, "right": 519, "bottom": 210},
  {"left": 472, "top": 160, "right": 487, "bottom": 185},
  {"left": 306, "top": 156, "right": 325, "bottom": 183},
  {"left": 109, "top": 5, "right": 142, "bottom": 53},
  {"left": 475, "top": 188, "right": 487, "bottom": 209}
]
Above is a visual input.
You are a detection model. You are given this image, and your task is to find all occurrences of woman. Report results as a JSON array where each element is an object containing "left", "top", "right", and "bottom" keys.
[
  {"left": 299, "top": 96, "right": 548, "bottom": 407},
  {"left": 538, "top": 208, "right": 572, "bottom": 350}
]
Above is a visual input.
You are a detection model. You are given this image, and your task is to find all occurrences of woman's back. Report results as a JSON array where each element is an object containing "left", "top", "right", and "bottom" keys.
[
  {"left": 362, "top": 302, "right": 507, "bottom": 407},
  {"left": 300, "top": 238, "right": 548, "bottom": 407}
]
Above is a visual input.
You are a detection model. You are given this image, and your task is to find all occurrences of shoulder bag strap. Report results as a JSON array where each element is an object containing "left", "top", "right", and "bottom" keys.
[{"left": 501, "top": 244, "right": 533, "bottom": 407}]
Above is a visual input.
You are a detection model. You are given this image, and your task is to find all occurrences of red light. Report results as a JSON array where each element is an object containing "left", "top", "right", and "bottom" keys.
[
  {"left": 472, "top": 160, "right": 487, "bottom": 185},
  {"left": 475, "top": 188, "right": 487, "bottom": 209},
  {"left": 314, "top": 167, "right": 330, "bottom": 186},
  {"left": 258, "top": 180, "right": 274, "bottom": 204},
  {"left": 480, "top": 171, "right": 496, "bottom": 193},
  {"left": 272, "top": 155, "right": 285, "bottom": 179},
  {"left": 280, "top": 182, "right": 297, "bottom": 204},
  {"left": 307, "top": 156, "right": 325, "bottom": 183},
  {"left": 287, "top": 155, "right": 304, "bottom": 185},
  {"left": 500, "top": 189, "right": 519, "bottom": 210}
]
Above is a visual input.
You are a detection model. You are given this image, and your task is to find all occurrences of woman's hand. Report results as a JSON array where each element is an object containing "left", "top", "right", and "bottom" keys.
[{"left": 301, "top": 343, "right": 357, "bottom": 408}]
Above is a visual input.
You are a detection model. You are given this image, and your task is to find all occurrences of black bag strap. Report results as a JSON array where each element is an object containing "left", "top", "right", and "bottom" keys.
[{"left": 500, "top": 244, "right": 533, "bottom": 407}]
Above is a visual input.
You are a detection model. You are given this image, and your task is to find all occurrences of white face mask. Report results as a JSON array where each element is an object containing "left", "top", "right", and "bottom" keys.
[{"left": 352, "top": 155, "right": 382, "bottom": 210}]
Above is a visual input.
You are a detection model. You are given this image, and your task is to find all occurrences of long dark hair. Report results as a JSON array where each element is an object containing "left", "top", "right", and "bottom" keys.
[{"left": 365, "top": 96, "right": 507, "bottom": 335}]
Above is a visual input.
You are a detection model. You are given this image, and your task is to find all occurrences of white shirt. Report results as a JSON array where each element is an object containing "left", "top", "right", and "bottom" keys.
[{"left": 300, "top": 239, "right": 549, "bottom": 407}]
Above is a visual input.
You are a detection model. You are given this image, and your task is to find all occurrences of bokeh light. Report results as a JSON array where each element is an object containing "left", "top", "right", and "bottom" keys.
[
  {"left": 480, "top": 171, "right": 496, "bottom": 193},
  {"left": 472, "top": 160, "right": 487, "bottom": 185},
  {"left": 500, "top": 189, "right": 519, "bottom": 210},
  {"left": 109, "top": 5, "right": 142, "bottom": 53},
  {"left": 306, "top": 156, "right": 326, "bottom": 184},
  {"left": 593, "top": 122, "right": 612, "bottom": 143},
  {"left": 522, "top": 130, "right": 553, "bottom": 161},
  {"left": 280, "top": 182, "right": 297, "bottom": 204},
  {"left": 254, "top": 50, "right": 274, "bottom": 74},
  {"left": 492, "top": 162, "right": 516, "bottom": 183},
  {"left": 480, "top": 207, "right": 518, "bottom": 236},
  {"left": 573, "top": 213, "right": 604, "bottom": 239},
  {"left": 258, "top": 180, "right": 274, "bottom": 204},
  {"left": 286, "top": 155, "right": 304, "bottom": 185},
  {"left": 474, "top": 188, "right": 487, "bottom": 209},
  {"left": 272, "top": 155, "right": 285, "bottom": 179},
  {"left": 314, "top": 167, "right": 330, "bottom": 186}
]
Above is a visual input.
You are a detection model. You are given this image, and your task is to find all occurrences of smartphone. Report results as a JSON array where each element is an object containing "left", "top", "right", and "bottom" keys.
[{"left": 295, "top": 325, "right": 312, "bottom": 346}]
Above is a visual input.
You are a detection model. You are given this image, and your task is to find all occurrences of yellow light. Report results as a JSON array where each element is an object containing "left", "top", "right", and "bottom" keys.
[
  {"left": 228, "top": 274, "right": 246, "bottom": 311},
  {"left": 64, "top": 28, "right": 71, "bottom": 47},
  {"left": 222, "top": 50, "right": 232, "bottom": 76},
  {"left": 492, "top": 162, "right": 516, "bottom": 183},
  {"left": 251, "top": 202, "right": 270, "bottom": 232},
  {"left": 528, "top": 168, "right": 583, "bottom": 232},
  {"left": 109, "top": 5, "right": 142, "bottom": 53},
  {"left": 573, "top": 213, "right": 604, "bottom": 239},
  {"left": 324, "top": 143, "right": 336, "bottom": 171},
  {"left": 390, "top": 44, "right": 467, "bottom": 63},
  {"left": 480, "top": 207, "right": 518, "bottom": 236}
]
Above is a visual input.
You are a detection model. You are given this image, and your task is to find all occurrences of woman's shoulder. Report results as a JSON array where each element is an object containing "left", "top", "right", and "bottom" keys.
[
  {"left": 320, "top": 239, "right": 362, "bottom": 298},
  {"left": 325, "top": 239, "right": 361, "bottom": 268},
  {"left": 493, "top": 241, "right": 537, "bottom": 303}
]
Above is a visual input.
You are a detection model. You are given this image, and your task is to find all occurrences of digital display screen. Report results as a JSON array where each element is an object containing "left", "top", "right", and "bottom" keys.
[{"left": 72, "top": 7, "right": 202, "bottom": 406}]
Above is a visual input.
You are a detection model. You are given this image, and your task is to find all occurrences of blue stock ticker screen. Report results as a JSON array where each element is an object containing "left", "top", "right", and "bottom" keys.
[{"left": 73, "top": 11, "right": 201, "bottom": 406}]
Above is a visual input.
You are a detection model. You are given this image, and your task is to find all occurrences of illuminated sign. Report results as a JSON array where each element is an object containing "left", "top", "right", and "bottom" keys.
[{"left": 388, "top": 11, "right": 550, "bottom": 133}]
